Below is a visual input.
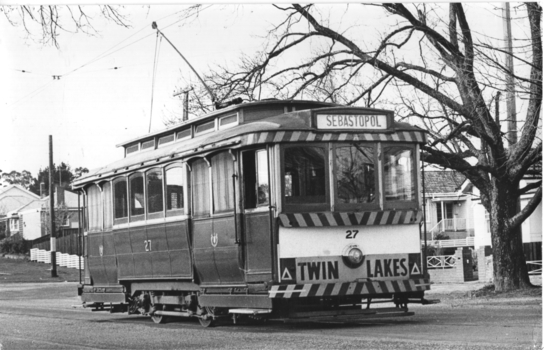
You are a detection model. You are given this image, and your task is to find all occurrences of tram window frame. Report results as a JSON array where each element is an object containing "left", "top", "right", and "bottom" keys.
[
  {"left": 382, "top": 143, "right": 418, "bottom": 210},
  {"left": 113, "top": 177, "right": 129, "bottom": 225},
  {"left": 165, "top": 164, "right": 185, "bottom": 217},
  {"left": 242, "top": 148, "right": 269, "bottom": 211},
  {"left": 281, "top": 143, "right": 330, "bottom": 212},
  {"left": 129, "top": 172, "right": 146, "bottom": 222},
  {"left": 146, "top": 168, "right": 164, "bottom": 220},
  {"left": 87, "top": 183, "right": 103, "bottom": 232},
  {"left": 102, "top": 181, "right": 113, "bottom": 230},
  {"left": 211, "top": 151, "right": 235, "bottom": 214},
  {"left": 333, "top": 142, "right": 380, "bottom": 211},
  {"left": 191, "top": 158, "right": 211, "bottom": 218}
]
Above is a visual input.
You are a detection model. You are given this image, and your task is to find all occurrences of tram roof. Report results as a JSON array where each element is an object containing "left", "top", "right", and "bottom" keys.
[{"left": 73, "top": 102, "right": 426, "bottom": 188}]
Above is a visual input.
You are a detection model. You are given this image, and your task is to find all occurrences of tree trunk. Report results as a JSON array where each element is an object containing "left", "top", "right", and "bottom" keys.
[{"left": 489, "top": 181, "right": 533, "bottom": 291}]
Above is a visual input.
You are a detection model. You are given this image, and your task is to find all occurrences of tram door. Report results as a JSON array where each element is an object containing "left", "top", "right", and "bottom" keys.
[
  {"left": 191, "top": 153, "right": 244, "bottom": 285},
  {"left": 241, "top": 149, "right": 273, "bottom": 282}
]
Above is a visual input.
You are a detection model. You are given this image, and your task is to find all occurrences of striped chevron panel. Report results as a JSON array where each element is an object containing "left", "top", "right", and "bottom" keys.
[
  {"left": 268, "top": 278, "right": 430, "bottom": 299},
  {"left": 279, "top": 210, "right": 423, "bottom": 228},
  {"left": 240, "top": 129, "right": 426, "bottom": 146}
]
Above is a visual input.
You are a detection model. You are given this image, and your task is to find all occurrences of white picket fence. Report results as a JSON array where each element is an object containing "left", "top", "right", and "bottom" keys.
[{"left": 30, "top": 248, "right": 84, "bottom": 270}]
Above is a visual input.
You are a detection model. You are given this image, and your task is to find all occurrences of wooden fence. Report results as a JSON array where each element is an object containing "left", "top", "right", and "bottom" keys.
[{"left": 28, "top": 228, "right": 82, "bottom": 256}]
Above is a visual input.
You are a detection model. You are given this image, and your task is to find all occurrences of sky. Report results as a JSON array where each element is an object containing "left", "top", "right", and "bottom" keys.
[
  {"left": 0, "top": 3, "right": 518, "bottom": 179},
  {"left": 1, "top": 5, "right": 288, "bottom": 176}
]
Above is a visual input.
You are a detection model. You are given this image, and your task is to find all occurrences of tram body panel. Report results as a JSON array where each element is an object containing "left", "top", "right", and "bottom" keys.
[{"left": 278, "top": 224, "right": 423, "bottom": 285}]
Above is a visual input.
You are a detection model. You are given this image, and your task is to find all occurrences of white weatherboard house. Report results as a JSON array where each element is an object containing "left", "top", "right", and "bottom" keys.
[
  {"left": 0, "top": 185, "right": 40, "bottom": 237},
  {"left": 6, "top": 187, "right": 80, "bottom": 241},
  {"left": 423, "top": 171, "right": 474, "bottom": 242}
]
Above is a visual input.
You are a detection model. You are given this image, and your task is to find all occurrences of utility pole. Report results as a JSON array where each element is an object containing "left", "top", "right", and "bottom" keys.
[
  {"left": 174, "top": 87, "right": 194, "bottom": 121},
  {"left": 49, "top": 135, "right": 57, "bottom": 278},
  {"left": 503, "top": 3, "right": 517, "bottom": 146}
]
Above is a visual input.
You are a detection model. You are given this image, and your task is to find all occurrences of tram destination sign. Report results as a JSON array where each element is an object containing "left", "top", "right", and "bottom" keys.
[{"left": 316, "top": 113, "right": 388, "bottom": 130}]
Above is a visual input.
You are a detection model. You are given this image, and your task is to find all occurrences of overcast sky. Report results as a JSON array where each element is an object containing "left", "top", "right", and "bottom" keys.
[{"left": 1, "top": 3, "right": 510, "bottom": 178}]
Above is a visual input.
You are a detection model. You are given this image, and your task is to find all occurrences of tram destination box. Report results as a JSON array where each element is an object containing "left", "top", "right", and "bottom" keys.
[{"left": 313, "top": 108, "right": 393, "bottom": 132}]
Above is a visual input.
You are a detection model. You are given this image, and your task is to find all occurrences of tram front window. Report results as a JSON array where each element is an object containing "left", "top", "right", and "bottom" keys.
[
  {"left": 384, "top": 146, "right": 415, "bottom": 202},
  {"left": 284, "top": 146, "right": 327, "bottom": 205},
  {"left": 335, "top": 144, "right": 375, "bottom": 205},
  {"left": 243, "top": 149, "right": 269, "bottom": 209}
]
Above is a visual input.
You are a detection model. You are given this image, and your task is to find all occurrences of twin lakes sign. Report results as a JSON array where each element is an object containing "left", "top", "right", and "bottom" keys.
[
  {"left": 315, "top": 113, "right": 389, "bottom": 131},
  {"left": 279, "top": 253, "right": 423, "bottom": 284}
]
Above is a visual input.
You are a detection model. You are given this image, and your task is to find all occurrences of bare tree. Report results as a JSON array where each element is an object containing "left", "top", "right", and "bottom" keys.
[
  {"left": 1, "top": 5, "right": 130, "bottom": 48},
  {"left": 176, "top": 3, "right": 541, "bottom": 291}
]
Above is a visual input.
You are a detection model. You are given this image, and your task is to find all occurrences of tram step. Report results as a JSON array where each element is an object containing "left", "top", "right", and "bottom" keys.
[
  {"left": 153, "top": 310, "right": 192, "bottom": 317},
  {"left": 228, "top": 308, "right": 272, "bottom": 315}
]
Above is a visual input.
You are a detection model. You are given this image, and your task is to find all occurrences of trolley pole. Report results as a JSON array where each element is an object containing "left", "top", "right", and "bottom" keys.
[{"left": 49, "top": 135, "right": 58, "bottom": 278}]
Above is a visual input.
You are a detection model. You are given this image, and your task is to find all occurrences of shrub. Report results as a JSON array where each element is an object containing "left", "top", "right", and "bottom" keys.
[{"left": 0, "top": 234, "right": 28, "bottom": 255}]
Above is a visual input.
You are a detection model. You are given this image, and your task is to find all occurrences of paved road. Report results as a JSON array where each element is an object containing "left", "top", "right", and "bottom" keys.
[{"left": 0, "top": 283, "right": 540, "bottom": 350}]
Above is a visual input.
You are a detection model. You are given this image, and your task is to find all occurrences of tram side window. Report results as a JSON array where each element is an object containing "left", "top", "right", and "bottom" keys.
[
  {"left": 114, "top": 179, "right": 128, "bottom": 219},
  {"left": 166, "top": 167, "right": 184, "bottom": 212},
  {"left": 335, "top": 143, "right": 376, "bottom": 205},
  {"left": 129, "top": 174, "right": 145, "bottom": 217},
  {"left": 383, "top": 146, "right": 415, "bottom": 203},
  {"left": 243, "top": 149, "right": 269, "bottom": 209},
  {"left": 103, "top": 182, "right": 113, "bottom": 229},
  {"left": 87, "top": 184, "right": 102, "bottom": 231},
  {"left": 146, "top": 169, "right": 164, "bottom": 213},
  {"left": 284, "top": 146, "right": 327, "bottom": 205},
  {"left": 212, "top": 152, "right": 234, "bottom": 213},
  {"left": 192, "top": 159, "right": 211, "bottom": 217}
]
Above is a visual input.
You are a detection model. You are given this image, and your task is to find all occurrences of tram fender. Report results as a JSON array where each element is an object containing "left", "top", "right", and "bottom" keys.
[{"left": 198, "top": 294, "right": 273, "bottom": 308}]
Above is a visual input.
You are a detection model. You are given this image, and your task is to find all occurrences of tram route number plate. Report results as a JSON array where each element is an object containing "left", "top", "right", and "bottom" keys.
[
  {"left": 316, "top": 114, "right": 388, "bottom": 130},
  {"left": 279, "top": 253, "right": 423, "bottom": 284}
]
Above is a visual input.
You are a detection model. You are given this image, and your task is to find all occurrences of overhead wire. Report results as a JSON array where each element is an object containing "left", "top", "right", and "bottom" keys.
[{"left": 6, "top": 6, "right": 214, "bottom": 111}]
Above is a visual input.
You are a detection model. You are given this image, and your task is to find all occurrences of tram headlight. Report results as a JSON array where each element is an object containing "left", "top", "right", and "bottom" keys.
[{"left": 342, "top": 245, "right": 365, "bottom": 269}]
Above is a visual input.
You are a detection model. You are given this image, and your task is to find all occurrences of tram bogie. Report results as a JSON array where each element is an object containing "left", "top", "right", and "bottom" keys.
[{"left": 74, "top": 99, "right": 434, "bottom": 326}]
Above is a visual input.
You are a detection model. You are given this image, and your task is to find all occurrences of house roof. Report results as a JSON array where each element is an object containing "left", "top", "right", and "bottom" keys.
[{"left": 424, "top": 171, "right": 467, "bottom": 194}]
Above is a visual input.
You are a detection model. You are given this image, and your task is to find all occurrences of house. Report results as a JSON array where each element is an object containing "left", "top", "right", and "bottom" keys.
[
  {"left": 5, "top": 186, "right": 80, "bottom": 241},
  {"left": 0, "top": 185, "right": 40, "bottom": 237},
  {"left": 423, "top": 170, "right": 474, "bottom": 241},
  {"left": 472, "top": 178, "right": 542, "bottom": 278}
]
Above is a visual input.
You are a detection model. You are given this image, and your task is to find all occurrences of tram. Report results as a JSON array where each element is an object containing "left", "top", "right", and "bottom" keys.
[{"left": 73, "top": 99, "right": 434, "bottom": 326}]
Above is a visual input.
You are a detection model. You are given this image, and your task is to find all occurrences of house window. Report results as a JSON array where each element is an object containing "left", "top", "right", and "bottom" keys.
[
  {"left": 335, "top": 143, "right": 376, "bottom": 208},
  {"left": 166, "top": 166, "right": 184, "bottom": 212},
  {"left": 283, "top": 145, "right": 328, "bottom": 210}
]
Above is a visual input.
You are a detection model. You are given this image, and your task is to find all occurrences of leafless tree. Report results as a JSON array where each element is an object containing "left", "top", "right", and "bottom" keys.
[
  {"left": 175, "top": 3, "right": 541, "bottom": 291},
  {"left": 1, "top": 5, "right": 131, "bottom": 48}
]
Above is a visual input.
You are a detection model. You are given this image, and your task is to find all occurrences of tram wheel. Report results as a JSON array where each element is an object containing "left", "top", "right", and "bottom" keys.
[
  {"left": 150, "top": 304, "right": 169, "bottom": 324},
  {"left": 198, "top": 306, "right": 217, "bottom": 328},
  {"left": 151, "top": 313, "right": 168, "bottom": 324}
]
